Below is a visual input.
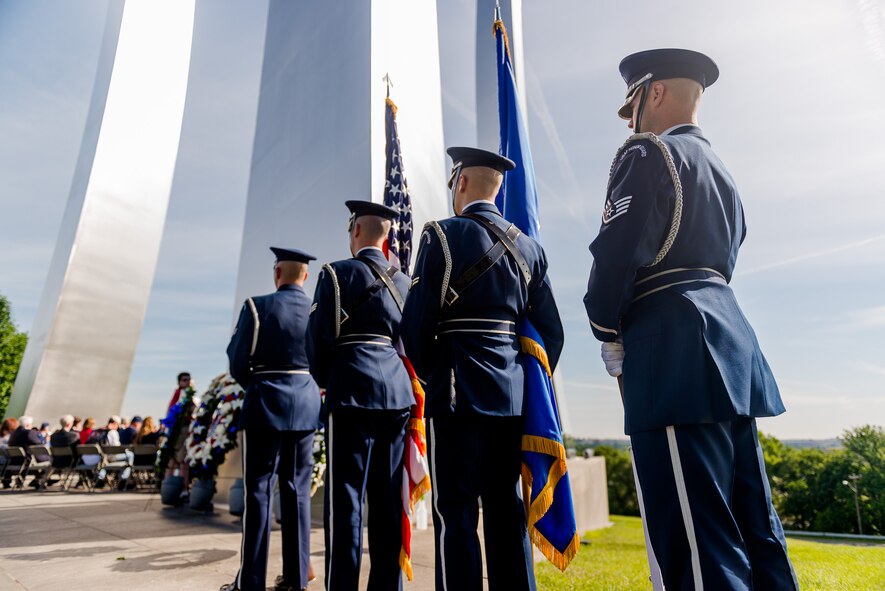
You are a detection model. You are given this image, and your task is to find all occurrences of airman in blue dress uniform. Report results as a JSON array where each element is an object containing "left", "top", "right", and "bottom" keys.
[
  {"left": 306, "top": 200, "right": 413, "bottom": 591},
  {"left": 584, "top": 49, "right": 799, "bottom": 590},
  {"left": 401, "top": 147, "right": 564, "bottom": 591},
  {"left": 223, "top": 247, "right": 321, "bottom": 591}
]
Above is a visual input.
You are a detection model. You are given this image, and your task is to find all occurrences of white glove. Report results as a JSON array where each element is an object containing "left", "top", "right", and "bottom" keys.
[{"left": 601, "top": 340, "right": 624, "bottom": 377}]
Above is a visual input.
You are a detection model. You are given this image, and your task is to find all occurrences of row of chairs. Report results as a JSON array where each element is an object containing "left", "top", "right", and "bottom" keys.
[{"left": 0, "top": 444, "right": 159, "bottom": 492}]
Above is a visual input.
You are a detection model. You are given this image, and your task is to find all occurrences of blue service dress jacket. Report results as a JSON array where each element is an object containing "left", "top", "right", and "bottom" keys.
[
  {"left": 227, "top": 283, "right": 321, "bottom": 432},
  {"left": 401, "top": 201, "right": 565, "bottom": 418},
  {"left": 306, "top": 248, "right": 414, "bottom": 412},
  {"left": 583, "top": 125, "right": 786, "bottom": 434}
]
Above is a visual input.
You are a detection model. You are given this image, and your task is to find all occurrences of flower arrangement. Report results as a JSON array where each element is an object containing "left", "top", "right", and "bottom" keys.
[
  {"left": 311, "top": 429, "right": 326, "bottom": 497},
  {"left": 185, "top": 373, "right": 245, "bottom": 481},
  {"left": 157, "top": 385, "right": 197, "bottom": 478}
]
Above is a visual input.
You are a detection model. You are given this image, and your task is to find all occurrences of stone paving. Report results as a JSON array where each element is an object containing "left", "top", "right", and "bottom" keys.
[{"left": 0, "top": 490, "right": 439, "bottom": 591}]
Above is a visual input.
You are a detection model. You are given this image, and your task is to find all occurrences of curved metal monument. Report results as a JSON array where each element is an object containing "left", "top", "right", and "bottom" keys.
[
  {"left": 231, "top": 0, "right": 449, "bottom": 306},
  {"left": 7, "top": 0, "right": 196, "bottom": 421}
]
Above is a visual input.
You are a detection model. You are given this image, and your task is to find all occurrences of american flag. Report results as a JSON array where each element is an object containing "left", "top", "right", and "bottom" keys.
[
  {"left": 382, "top": 93, "right": 430, "bottom": 583},
  {"left": 383, "top": 97, "right": 413, "bottom": 275}
]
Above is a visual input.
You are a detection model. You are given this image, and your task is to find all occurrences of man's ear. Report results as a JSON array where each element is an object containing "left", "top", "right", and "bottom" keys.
[
  {"left": 458, "top": 173, "right": 468, "bottom": 194},
  {"left": 353, "top": 221, "right": 361, "bottom": 238},
  {"left": 651, "top": 81, "right": 666, "bottom": 106},
  {"left": 303, "top": 269, "right": 309, "bottom": 282}
]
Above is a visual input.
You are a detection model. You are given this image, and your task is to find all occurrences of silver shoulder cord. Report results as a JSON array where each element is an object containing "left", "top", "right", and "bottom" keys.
[
  {"left": 426, "top": 221, "right": 453, "bottom": 309},
  {"left": 246, "top": 297, "right": 260, "bottom": 356},
  {"left": 322, "top": 263, "right": 342, "bottom": 339},
  {"left": 608, "top": 132, "right": 684, "bottom": 267}
]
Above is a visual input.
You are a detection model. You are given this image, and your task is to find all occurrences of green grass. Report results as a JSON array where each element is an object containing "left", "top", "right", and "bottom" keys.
[{"left": 535, "top": 516, "right": 885, "bottom": 591}]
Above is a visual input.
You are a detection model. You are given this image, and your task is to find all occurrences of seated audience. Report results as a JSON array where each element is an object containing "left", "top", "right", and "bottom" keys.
[
  {"left": 0, "top": 417, "right": 19, "bottom": 448},
  {"left": 38, "top": 422, "right": 51, "bottom": 444},
  {"left": 50, "top": 415, "right": 80, "bottom": 449},
  {"left": 79, "top": 418, "right": 95, "bottom": 445},
  {"left": 8, "top": 416, "right": 43, "bottom": 449},
  {"left": 120, "top": 416, "right": 142, "bottom": 445},
  {"left": 134, "top": 417, "right": 160, "bottom": 445}
]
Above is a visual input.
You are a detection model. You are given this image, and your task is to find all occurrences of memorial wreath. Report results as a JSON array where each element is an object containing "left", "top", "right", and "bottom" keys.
[
  {"left": 157, "top": 385, "right": 197, "bottom": 477},
  {"left": 185, "top": 372, "right": 245, "bottom": 481}
]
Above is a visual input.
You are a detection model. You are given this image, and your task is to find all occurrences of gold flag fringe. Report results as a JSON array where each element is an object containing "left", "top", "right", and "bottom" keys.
[
  {"left": 410, "top": 474, "right": 432, "bottom": 509},
  {"left": 399, "top": 546, "right": 413, "bottom": 581},
  {"left": 386, "top": 96, "right": 398, "bottom": 118},
  {"left": 519, "top": 337, "right": 578, "bottom": 571},
  {"left": 519, "top": 336, "right": 552, "bottom": 377}
]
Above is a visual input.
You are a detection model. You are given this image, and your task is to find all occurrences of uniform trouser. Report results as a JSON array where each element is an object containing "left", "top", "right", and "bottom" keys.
[
  {"left": 324, "top": 407, "right": 410, "bottom": 591},
  {"left": 237, "top": 428, "right": 315, "bottom": 591},
  {"left": 427, "top": 413, "right": 535, "bottom": 591},
  {"left": 630, "top": 417, "right": 799, "bottom": 591}
]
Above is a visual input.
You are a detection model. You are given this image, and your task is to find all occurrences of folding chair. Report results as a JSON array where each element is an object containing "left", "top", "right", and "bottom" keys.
[
  {"left": 69, "top": 444, "right": 103, "bottom": 491},
  {"left": 49, "top": 446, "right": 76, "bottom": 490},
  {"left": 130, "top": 444, "right": 159, "bottom": 490},
  {"left": 100, "top": 444, "right": 132, "bottom": 489},
  {"left": 25, "top": 445, "right": 53, "bottom": 489},
  {"left": 2, "top": 447, "right": 29, "bottom": 490}
]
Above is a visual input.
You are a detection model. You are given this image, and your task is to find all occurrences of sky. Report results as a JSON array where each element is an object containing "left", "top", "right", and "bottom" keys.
[{"left": 1, "top": 0, "right": 884, "bottom": 439}]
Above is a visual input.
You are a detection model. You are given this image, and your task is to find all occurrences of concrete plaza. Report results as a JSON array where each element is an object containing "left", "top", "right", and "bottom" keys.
[{"left": 0, "top": 490, "right": 438, "bottom": 591}]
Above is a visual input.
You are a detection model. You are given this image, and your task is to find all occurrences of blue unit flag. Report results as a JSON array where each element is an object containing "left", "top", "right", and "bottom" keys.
[{"left": 493, "top": 14, "right": 578, "bottom": 571}]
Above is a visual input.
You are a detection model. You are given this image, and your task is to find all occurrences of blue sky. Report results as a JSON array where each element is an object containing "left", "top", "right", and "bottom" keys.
[{"left": 1, "top": 0, "right": 883, "bottom": 438}]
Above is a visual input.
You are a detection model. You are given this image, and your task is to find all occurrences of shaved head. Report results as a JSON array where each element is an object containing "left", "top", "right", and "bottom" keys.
[
  {"left": 350, "top": 214, "right": 392, "bottom": 254},
  {"left": 461, "top": 167, "right": 503, "bottom": 199},
  {"left": 274, "top": 260, "right": 308, "bottom": 288},
  {"left": 452, "top": 166, "right": 504, "bottom": 214},
  {"left": 356, "top": 215, "right": 392, "bottom": 242},
  {"left": 628, "top": 77, "right": 703, "bottom": 135}
]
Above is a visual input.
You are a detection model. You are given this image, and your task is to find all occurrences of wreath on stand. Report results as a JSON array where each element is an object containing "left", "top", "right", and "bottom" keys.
[
  {"left": 311, "top": 428, "right": 326, "bottom": 497},
  {"left": 157, "top": 386, "right": 197, "bottom": 479},
  {"left": 185, "top": 373, "right": 245, "bottom": 481}
]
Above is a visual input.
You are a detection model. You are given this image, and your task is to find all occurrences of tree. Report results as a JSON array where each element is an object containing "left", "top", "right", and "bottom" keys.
[
  {"left": 594, "top": 445, "right": 640, "bottom": 517},
  {"left": 840, "top": 425, "right": 885, "bottom": 535},
  {"left": 759, "top": 427, "right": 884, "bottom": 534},
  {"left": 0, "top": 294, "right": 28, "bottom": 418}
]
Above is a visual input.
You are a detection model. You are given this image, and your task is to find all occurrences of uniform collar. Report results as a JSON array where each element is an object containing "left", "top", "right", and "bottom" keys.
[
  {"left": 276, "top": 283, "right": 304, "bottom": 293},
  {"left": 661, "top": 123, "right": 703, "bottom": 137},
  {"left": 460, "top": 200, "right": 501, "bottom": 216},
  {"left": 355, "top": 246, "right": 389, "bottom": 265}
]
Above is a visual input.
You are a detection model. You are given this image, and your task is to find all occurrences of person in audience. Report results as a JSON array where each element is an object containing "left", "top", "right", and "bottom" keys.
[
  {"left": 0, "top": 417, "right": 19, "bottom": 448},
  {"left": 72, "top": 416, "right": 82, "bottom": 432},
  {"left": 8, "top": 417, "right": 49, "bottom": 485},
  {"left": 43, "top": 415, "right": 79, "bottom": 488},
  {"left": 120, "top": 416, "right": 141, "bottom": 445},
  {"left": 8, "top": 416, "right": 42, "bottom": 449},
  {"left": 94, "top": 417, "right": 121, "bottom": 445},
  {"left": 134, "top": 417, "right": 159, "bottom": 445},
  {"left": 50, "top": 415, "right": 80, "bottom": 449},
  {"left": 0, "top": 418, "right": 20, "bottom": 488},
  {"left": 38, "top": 422, "right": 51, "bottom": 444},
  {"left": 79, "top": 418, "right": 95, "bottom": 444}
]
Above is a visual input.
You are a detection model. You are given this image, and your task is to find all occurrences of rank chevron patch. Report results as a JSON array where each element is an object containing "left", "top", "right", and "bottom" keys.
[{"left": 602, "top": 195, "right": 632, "bottom": 224}]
